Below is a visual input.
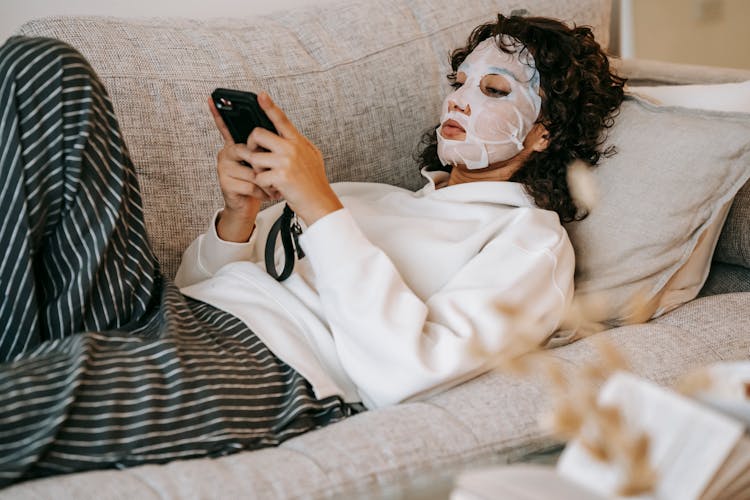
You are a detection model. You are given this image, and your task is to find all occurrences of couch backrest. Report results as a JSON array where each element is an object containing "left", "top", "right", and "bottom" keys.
[{"left": 17, "top": 0, "right": 612, "bottom": 278}]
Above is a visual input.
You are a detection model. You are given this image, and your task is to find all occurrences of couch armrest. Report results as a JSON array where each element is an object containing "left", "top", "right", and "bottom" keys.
[{"left": 610, "top": 57, "right": 750, "bottom": 86}]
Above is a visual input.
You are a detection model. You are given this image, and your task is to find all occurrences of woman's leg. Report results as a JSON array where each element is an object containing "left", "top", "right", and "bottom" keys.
[
  {"left": 0, "top": 288, "right": 353, "bottom": 486},
  {"left": 0, "top": 36, "right": 161, "bottom": 362},
  {"left": 0, "top": 37, "right": 357, "bottom": 487}
]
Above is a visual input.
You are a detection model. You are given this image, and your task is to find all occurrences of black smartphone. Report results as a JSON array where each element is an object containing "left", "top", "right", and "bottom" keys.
[{"left": 211, "top": 88, "right": 278, "bottom": 144}]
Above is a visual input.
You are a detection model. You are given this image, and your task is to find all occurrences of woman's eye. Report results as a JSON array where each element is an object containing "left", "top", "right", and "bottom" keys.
[
  {"left": 485, "top": 87, "right": 509, "bottom": 97},
  {"left": 449, "top": 81, "right": 463, "bottom": 89}
]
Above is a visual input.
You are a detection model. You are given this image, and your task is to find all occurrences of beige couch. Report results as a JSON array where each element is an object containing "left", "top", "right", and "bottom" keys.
[{"left": 5, "top": 0, "right": 750, "bottom": 497}]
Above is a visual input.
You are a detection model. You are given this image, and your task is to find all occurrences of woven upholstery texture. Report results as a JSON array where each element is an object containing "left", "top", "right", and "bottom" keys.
[
  {"left": 715, "top": 180, "right": 750, "bottom": 269},
  {"left": 700, "top": 262, "right": 750, "bottom": 297},
  {"left": 18, "top": 0, "right": 612, "bottom": 279}
]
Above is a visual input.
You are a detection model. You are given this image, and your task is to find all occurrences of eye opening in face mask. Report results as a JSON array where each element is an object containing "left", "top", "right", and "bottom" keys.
[
  {"left": 448, "top": 71, "right": 468, "bottom": 90},
  {"left": 480, "top": 74, "right": 511, "bottom": 98},
  {"left": 482, "top": 86, "right": 509, "bottom": 97}
]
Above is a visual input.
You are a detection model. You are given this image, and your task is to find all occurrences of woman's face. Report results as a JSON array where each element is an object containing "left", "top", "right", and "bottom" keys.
[{"left": 437, "top": 36, "right": 542, "bottom": 170}]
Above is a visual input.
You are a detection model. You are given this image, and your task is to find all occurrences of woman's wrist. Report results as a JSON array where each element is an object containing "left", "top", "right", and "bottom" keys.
[
  {"left": 216, "top": 208, "right": 257, "bottom": 242},
  {"left": 299, "top": 192, "right": 344, "bottom": 227}
]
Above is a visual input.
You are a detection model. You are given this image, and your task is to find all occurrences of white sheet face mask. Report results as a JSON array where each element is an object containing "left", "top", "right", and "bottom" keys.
[{"left": 437, "top": 36, "right": 542, "bottom": 170}]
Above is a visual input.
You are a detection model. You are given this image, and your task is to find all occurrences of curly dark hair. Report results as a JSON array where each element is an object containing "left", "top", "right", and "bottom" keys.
[{"left": 416, "top": 14, "right": 626, "bottom": 222}]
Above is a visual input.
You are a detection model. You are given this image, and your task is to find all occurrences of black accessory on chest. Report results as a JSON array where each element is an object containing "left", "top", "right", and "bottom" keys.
[{"left": 265, "top": 204, "right": 305, "bottom": 281}]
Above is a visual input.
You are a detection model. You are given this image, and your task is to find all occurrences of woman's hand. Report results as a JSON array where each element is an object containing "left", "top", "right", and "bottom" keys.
[
  {"left": 246, "top": 92, "right": 343, "bottom": 226},
  {"left": 209, "top": 97, "right": 280, "bottom": 242}
]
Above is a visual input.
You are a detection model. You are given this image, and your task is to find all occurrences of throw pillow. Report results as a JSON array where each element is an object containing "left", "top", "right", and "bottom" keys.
[
  {"left": 625, "top": 81, "right": 750, "bottom": 311},
  {"left": 564, "top": 95, "right": 750, "bottom": 327}
]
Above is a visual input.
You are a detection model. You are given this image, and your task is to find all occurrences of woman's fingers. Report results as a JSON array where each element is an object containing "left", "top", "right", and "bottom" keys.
[
  {"left": 223, "top": 160, "right": 257, "bottom": 182},
  {"left": 223, "top": 175, "right": 275, "bottom": 201},
  {"left": 208, "top": 97, "right": 235, "bottom": 144},
  {"left": 249, "top": 126, "right": 288, "bottom": 154},
  {"left": 219, "top": 145, "right": 279, "bottom": 199},
  {"left": 246, "top": 131, "right": 259, "bottom": 151},
  {"left": 224, "top": 161, "right": 276, "bottom": 197},
  {"left": 245, "top": 151, "right": 285, "bottom": 171},
  {"left": 253, "top": 168, "right": 278, "bottom": 191},
  {"left": 222, "top": 143, "right": 254, "bottom": 164},
  {"left": 257, "top": 92, "right": 300, "bottom": 140}
]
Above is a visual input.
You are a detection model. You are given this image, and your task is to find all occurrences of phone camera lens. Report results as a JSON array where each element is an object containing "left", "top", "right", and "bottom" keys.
[{"left": 217, "top": 97, "right": 233, "bottom": 110}]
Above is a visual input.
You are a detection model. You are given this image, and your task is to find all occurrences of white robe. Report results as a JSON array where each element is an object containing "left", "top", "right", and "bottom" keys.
[{"left": 175, "top": 169, "right": 575, "bottom": 409}]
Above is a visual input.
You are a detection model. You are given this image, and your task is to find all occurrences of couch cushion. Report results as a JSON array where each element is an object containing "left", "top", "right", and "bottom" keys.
[
  {"left": 650, "top": 292, "right": 750, "bottom": 353},
  {"left": 16, "top": 0, "right": 612, "bottom": 279},
  {"left": 280, "top": 402, "right": 481, "bottom": 497},
  {"left": 564, "top": 97, "right": 750, "bottom": 325},
  {"left": 554, "top": 294, "right": 750, "bottom": 383},
  {"left": 2, "top": 446, "right": 329, "bottom": 499},
  {"left": 700, "top": 262, "right": 750, "bottom": 297},
  {"left": 715, "top": 179, "right": 750, "bottom": 269}
]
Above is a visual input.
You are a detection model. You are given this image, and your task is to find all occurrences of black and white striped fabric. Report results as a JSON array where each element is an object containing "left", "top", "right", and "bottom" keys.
[{"left": 0, "top": 36, "right": 357, "bottom": 487}]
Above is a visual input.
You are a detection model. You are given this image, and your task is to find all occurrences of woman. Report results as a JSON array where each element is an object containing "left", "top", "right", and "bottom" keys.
[{"left": 0, "top": 14, "right": 625, "bottom": 485}]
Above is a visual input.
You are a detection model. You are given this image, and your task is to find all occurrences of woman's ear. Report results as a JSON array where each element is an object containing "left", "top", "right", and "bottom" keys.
[{"left": 527, "top": 123, "right": 550, "bottom": 152}]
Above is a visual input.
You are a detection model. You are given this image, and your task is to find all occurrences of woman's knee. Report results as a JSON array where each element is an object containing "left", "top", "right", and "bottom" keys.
[
  {"left": 0, "top": 36, "right": 95, "bottom": 86},
  {"left": 1, "top": 36, "right": 81, "bottom": 62}
]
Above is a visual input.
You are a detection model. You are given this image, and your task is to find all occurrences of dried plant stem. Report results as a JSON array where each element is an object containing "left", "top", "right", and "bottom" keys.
[{"left": 482, "top": 261, "right": 662, "bottom": 495}]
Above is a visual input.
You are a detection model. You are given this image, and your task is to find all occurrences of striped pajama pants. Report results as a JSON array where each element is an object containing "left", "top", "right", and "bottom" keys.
[{"left": 0, "top": 36, "right": 356, "bottom": 487}]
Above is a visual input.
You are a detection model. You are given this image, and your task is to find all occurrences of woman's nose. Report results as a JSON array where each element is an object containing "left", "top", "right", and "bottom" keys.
[{"left": 448, "top": 100, "right": 471, "bottom": 116}]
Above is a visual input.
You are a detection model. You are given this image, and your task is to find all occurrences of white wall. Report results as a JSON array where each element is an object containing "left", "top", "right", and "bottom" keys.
[{"left": 1, "top": 0, "right": 339, "bottom": 43}]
